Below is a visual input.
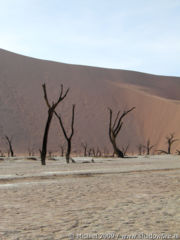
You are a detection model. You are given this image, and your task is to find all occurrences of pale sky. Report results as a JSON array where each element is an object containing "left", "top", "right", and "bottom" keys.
[{"left": 0, "top": 0, "right": 180, "bottom": 76}]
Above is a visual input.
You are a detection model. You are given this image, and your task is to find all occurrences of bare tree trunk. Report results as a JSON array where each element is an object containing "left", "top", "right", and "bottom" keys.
[
  {"left": 168, "top": 144, "right": 171, "bottom": 154},
  {"left": 66, "top": 140, "right": 71, "bottom": 163},
  {"left": 137, "top": 144, "right": 143, "bottom": 155},
  {"left": 41, "top": 110, "right": 53, "bottom": 165},
  {"left": 41, "top": 84, "right": 69, "bottom": 165},
  {"left": 55, "top": 105, "right": 75, "bottom": 164},
  {"left": 143, "top": 139, "right": 154, "bottom": 155},
  {"left": 91, "top": 148, "right": 96, "bottom": 157},
  {"left": 157, "top": 133, "right": 178, "bottom": 155},
  {"left": 5, "top": 136, "right": 14, "bottom": 157},
  {"left": 60, "top": 145, "right": 64, "bottom": 157},
  {"left": 88, "top": 148, "right": 92, "bottom": 156},
  {"left": 111, "top": 137, "right": 124, "bottom": 158},
  {"left": 81, "top": 142, "right": 87, "bottom": 157},
  {"left": 108, "top": 107, "right": 135, "bottom": 158}
]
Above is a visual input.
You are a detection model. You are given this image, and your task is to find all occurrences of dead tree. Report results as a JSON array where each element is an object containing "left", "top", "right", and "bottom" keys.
[
  {"left": 87, "top": 147, "right": 100, "bottom": 157},
  {"left": 88, "top": 148, "right": 93, "bottom": 156},
  {"left": 91, "top": 148, "right": 96, "bottom": 157},
  {"left": 55, "top": 105, "right": 75, "bottom": 163},
  {"left": 167, "top": 133, "right": 178, "bottom": 154},
  {"left": 5, "top": 136, "right": 14, "bottom": 157},
  {"left": 157, "top": 133, "right": 178, "bottom": 154},
  {"left": 91, "top": 147, "right": 101, "bottom": 157},
  {"left": 60, "top": 144, "right": 65, "bottom": 157},
  {"left": 143, "top": 139, "right": 154, "bottom": 155},
  {"left": 41, "top": 84, "right": 69, "bottom": 165},
  {"left": 137, "top": 144, "right": 143, "bottom": 155},
  {"left": 108, "top": 107, "right": 135, "bottom": 158},
  {"left": 81, "top": 142, "right": 88, "bottom": 157}
]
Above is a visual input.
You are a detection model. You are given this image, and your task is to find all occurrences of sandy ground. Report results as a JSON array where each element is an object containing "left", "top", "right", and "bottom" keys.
[{"left": 0, "top": 155, "right": 180, "bottom": 240}]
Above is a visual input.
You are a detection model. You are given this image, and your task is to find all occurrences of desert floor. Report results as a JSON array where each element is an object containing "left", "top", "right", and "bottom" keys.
[{"left": 0, "top": 155, "right": 180, "bottom": 240}]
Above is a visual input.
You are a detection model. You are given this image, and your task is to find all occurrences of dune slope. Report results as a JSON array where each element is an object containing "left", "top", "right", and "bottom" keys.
[{"left": 0, "top": 48, "right": 180, "bottom": 154}]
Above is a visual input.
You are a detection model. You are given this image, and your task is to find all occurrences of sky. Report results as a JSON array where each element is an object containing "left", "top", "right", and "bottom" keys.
[{"left": 0, "top": 0, "right": 180, "bottom": 76}]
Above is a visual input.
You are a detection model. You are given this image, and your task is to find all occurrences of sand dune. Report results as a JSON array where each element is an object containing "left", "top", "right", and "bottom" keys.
[{"left": 0, "top": 48, "right": 180, "bottom": 154}]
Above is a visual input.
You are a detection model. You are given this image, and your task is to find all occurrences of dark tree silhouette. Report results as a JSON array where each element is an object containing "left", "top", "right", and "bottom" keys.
[
  {"left": 90, "top": 147, "right": 101, "bottom": 157},
  {"left": 157, "top": 133, "right": 178, "bottom": 154},
  {"left": 41, "top": 84, "right": 69, "bottom": 165},
  {"left": 91, "top": 148, "right": 96, "bottom": 157},
  {"left": 60, "top": 144, "right": 65, "bottom": 157},
  {"left": 55, "top": 105, "right": 75, "bottom": 163},
  {"left": 88, "top": 147, "right": 101, "bottom": 157},
  {"left": 143, "top": 139, "right": 154, "bottom": 155},
  {"left": 137, "top": 144, "right": 143, "bottom": 155},
  {"left": 5, "top": 136, "right": 14, "bottom": 157},
  {"left": 81, "top": 142, "right": 88, "bottom": 157},
  {"left": 88, "top": 148, "right": 93, "bottom": 157},
  {"left": 108, "top": 107, "right": 135, "bottom": 158}
]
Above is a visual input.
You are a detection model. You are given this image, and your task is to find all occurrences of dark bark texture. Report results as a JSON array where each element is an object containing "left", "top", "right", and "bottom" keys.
[
  {"left": 108, "top": 107, "right": 135, "bottom": 158},
  {"left": 143, "top": 139, "right": 154, "bottom": 155},
  {"left": 5, "top": 136, "right": 14, "bottom": 157},
  {"left": 157, "top": 133, "right": 178, "bottom": 155},
  {"left": 55, "top": 105, "right": 75, "bottom": 163},
  {"left": 41, "top": 84, "right": 69, "bottom": 165}
]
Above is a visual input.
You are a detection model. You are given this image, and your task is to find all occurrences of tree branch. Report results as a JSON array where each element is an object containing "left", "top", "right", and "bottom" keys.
[
  {"left": 114, "top": 107, "right": 135, "bottom": 135},
  {"left": 70, "top": 104, "right": 75, "bottom": 139},
  {"left": 42, "top": 83, "right": 51, "bottom": 108},
  {"left": 54, "top": 111, "right": 68, "bottom": 140}
]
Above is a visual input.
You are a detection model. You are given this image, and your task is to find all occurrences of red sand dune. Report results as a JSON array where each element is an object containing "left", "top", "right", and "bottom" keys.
[{"left": 0, "top": 48, "right": 180, "bottom": 155}]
